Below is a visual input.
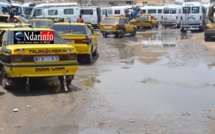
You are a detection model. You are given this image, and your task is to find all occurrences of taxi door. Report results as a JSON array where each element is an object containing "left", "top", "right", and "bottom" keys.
[
  {"left": 124, "top": 19, "right": 134, "bottom": 32},
  {"left": 151, "top": 16, "right": 158, "bottom": 26}
]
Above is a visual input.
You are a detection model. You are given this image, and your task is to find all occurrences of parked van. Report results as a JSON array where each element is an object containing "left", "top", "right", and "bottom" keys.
[
  {"left": 80, "top": 6, "right": 101, "bottom": 28},
  {"left": 162, "top": 4, "right": 182, "bottom": 28},
  {"left": 29, "top": 3, "right": 80, "bottom": 22},
  {"left": 0, "top": 2, "right": 11, "bottom": 15},
  {"left": 139, "top": 6, "right": 164, "bottom": 22},
  {"left": 181, "top": 2, "right": 206, "bottom": 32}
]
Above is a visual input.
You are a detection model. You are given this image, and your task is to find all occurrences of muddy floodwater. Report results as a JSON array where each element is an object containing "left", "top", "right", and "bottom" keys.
[{"left": 1, "top": 28, "right": 215, "bottom": 134}]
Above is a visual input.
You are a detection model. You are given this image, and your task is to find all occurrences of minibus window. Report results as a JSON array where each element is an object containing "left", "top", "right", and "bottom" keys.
[
  {"left": 148, "top": 9, "right": 156, "bottom": 14},
  {"left": 48, "top": 10, "right": 58, "bottom": 15},
  {"left": 102, "top": 9, "right": 106, "bottom": 15},
  {"left": 81, "top": 9, "right": 93, "bottom": 15},
  {"left": 64, "top": 9, "right": 74, "bottom": 15},
  {"left": 33, "top": 9, "right": 42, "bottom": 16},
  {"left": 163, "top": 8, "right": 169, "bottom": 14},
  {"left": 140, "top": 9, "right": 146, "bottom": 14},
  {"left": 170, "top": 8, "right": 176, "bottom": 14},
  {"left": 114, "top": 10, "right": 120, "bottom": 14},
  {"left": 108, "top": 9, "right": 112, "bottom": 14},
  {"left": 158, "top": 9, "right": 162, "bottom": 14}
]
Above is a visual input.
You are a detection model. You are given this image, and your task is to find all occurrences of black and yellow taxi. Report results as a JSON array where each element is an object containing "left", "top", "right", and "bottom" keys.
[
  {"left": 28, "top": 19, "right": 54, "bottom": 28},
  {"left": 51, "top": 22, "right": 99, "bottom": 64},
  {"left": 0, "top": 28, "right": 78, "bottom": 91},
  {"left": 0, "top": 14, "right": 29, "bottom": 24},
  {"left": 100, "top": 16, "right": 137, "bottom": 38},
  {"left": 131, "top": 14, "right": 158, "bottom": 29}
]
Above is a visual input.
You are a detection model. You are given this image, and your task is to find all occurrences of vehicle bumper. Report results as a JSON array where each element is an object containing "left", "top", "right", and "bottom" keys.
[
  {"left": 181, "top": 25, "right": 202, "bottom": 30},
  {"left": 100, "top": 30, "right": 123, "bottom": 34},
  {"left": 204, "top": 29, "right": 215, "bottom": 36},
  {"left": 71, "top": 44, "right": 91, "bottom": 54},
  {"left": 163, "top": 22, "right": 178, "bottom": 26},
  {"left": 3, "top": 62, "right": 78, "bottom": 78}
]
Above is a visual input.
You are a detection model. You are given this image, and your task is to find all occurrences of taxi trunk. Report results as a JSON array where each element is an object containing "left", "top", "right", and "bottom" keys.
[
  {"left": 3, "top": 45, "right": 78, "bottom": 77},
  {"left": 60, "top": 34, "right": 91, "bottom": 54}
]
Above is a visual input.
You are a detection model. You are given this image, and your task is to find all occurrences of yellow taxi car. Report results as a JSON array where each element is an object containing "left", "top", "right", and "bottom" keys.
[
  {"left": 0, "top": 14, "right": 29, "bottom": 24},
  {"left": 131, "top": 14, "right": 158, "bottom": 29},
  {"left": 0, "top": 28, "right": 78, "bottom": 91},
  {"left": 28, "top": 19, "right": 54, "bottom": 28},
  {"left": 51, "top": 22, "right": 99, "bottom": 64},
  {"left": 100, "top": 16, "right": 137, "bottom": 38}
]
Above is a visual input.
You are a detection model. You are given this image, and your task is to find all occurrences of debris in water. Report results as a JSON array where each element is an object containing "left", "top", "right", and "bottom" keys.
[{"left": 13, "top": 108, "right": 18, "bottom": 112}]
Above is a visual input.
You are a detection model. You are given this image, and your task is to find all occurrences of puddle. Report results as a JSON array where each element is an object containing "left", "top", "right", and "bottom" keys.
[{"left": 94, "top": 60, "right": 215, "bottom": 114}]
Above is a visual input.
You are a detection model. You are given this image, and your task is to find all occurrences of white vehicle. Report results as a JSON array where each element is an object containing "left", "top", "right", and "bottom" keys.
[
  {"left": 100, "top": 6, "right": 113, "bottom": 20},
  {"left": 162, "top": 4, "right": 182, "bottom": 28},
  {"left": 29, "top": 3, "right": 80, "bottom": 22},
  {"left": 0, "top": 2, "right": 11, "bottom": 15},
  {"left": 139, "top": 6, "right": 164, "bottom": 22},
  {"left": 11, "top": 3, "right": 24, "bottom": 16},
  {"left": 181, "top": 2, "right": 206, "bottom": 32},
  {"left": 80, "top": 6, "right": 101, "bottom": 28}
]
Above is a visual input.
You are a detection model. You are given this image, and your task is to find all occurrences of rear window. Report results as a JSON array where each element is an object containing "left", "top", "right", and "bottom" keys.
[
  {"left": 18, "top": 16, "right": 29, "bottom": 23},
  {"left": 192, "top": 7, "right": 199, "bottom": 13},
  {"left": 139, "top": 16, "right": 149, "bottom": 21},
  {"left": 101, "top": 18, "right": 118, "bottom": 24},
  {"left": 51, "top": 25, "right": 87, "bottom": 34},
  {"left": 28, "top": 20, "right": 53, "bottom": 28}
]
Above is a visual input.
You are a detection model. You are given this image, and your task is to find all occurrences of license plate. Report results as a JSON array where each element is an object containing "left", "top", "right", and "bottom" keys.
[
  {"left": 34, "top": 56, "right": 58, "bottom": 62},
  {"left": 105, "top": 26, "right": 111, "bottom": 28}
]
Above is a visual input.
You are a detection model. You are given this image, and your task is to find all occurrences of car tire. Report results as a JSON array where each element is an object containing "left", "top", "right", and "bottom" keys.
[
  {"left": 92, "top": 47, "right": 98, "bottom": 56},
  {"left": 204, "top": 36, "right": 210, "bottom": 42},
  {"left": 131, "top": 30, "right": 136, "bottom": 36},
  {"left": 86, "top": 52, "right": 93, "bottom": 64},
  {"left": 119, "top": 32, "right": 125, "bottom": 38},
  {"left": 180, "top": 28, "right": 185, "bottom": 33},
  {"left": 1, "top": 67, "right": 12, "bottom": 90},
  {"left": 114, "top": 33, "right": 119, "bottom": 38},
  {"left": 103, "top": 32, "right": 108, "bottom": 38}
]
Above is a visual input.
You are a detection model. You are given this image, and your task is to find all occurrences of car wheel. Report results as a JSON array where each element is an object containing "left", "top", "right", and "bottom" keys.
[
  {"left": 204, "top": 36, "right": 210, "bottom": 42},
  {"left": 180, "top": 28, "right": 185, "bottom": 33},
  {"left": 114, "top": 33, "right": 119, "bottom": 38},
  {"left": 131, "top": 30, "right": 136, "bottom": 36},
  {"left": 103, "top": 32, "right": 108, "bottom": 38},
  {"left": 120, "top": 32, "right": 125, "bottom": 38},
  {"left": 86, "top": 52, "right": 93, "bottom": 64},
  {"left": 1, "top": 67, "right": 12, "bottom": 90},
  {"left": 92, "top": 47, "right": 98, "bottom": 56}
]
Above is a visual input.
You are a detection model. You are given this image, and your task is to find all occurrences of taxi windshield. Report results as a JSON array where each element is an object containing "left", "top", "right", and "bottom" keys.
[
  {"left": 51, "top": 25, "right": 87, "bottom": 34},
  {"left": 10, "top": 31, "right": 66, "bottom": 45},
  {"left": 28, "top": 20, "right": 53, "bottom": 28}
]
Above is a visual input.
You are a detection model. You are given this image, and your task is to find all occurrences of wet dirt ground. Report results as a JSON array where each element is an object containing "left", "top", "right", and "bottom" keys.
[{"left": 1, "top": 26, "right": 215, "bottom": 134}]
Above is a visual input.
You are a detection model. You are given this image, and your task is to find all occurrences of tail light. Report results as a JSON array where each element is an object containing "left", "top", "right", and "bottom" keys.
[
  {"left": 10, "top": 55, "right": 22, "bottom": 62},
  {"left": 181, "top": 17, "right": 182, "bottom": 20},
  {"left": 74, "top": 36, "right": 91, "bottom": 45},
  {"left": 200, "top": 16, "right": 202, "bottom": 20},
  {"left": 161, "top": 16, "right": 163, "bottom": 19},
  {"left": 176, "top": 16, "right": 178, "bottom": 19},
  {"left": 204, "top": 25, "right": 209, "bottom": 29},
  {"left": 61, "top": 53, "right": 77, "bottom": 60}
]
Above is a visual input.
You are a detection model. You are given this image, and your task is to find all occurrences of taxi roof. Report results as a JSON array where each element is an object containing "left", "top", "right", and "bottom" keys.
[
  {"left": 28, "top": 19, "right": 53, "bottom": 21},
  {"left": 0, "top": 14, "right": 21, "bottom": 18},
  {"left": 3, "top": 28, "right": 53, "bottom": 31},
  {"left": 53, "top": 22, "right": 86, "bottom": 25}
]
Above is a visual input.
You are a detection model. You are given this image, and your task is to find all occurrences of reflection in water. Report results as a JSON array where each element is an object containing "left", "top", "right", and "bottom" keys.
[
  {"left": 82, "top": 77, "right": 101, "bottom": 87},
  {"left": 95, "top": 61, "right": 215, "bottom": 114}
]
